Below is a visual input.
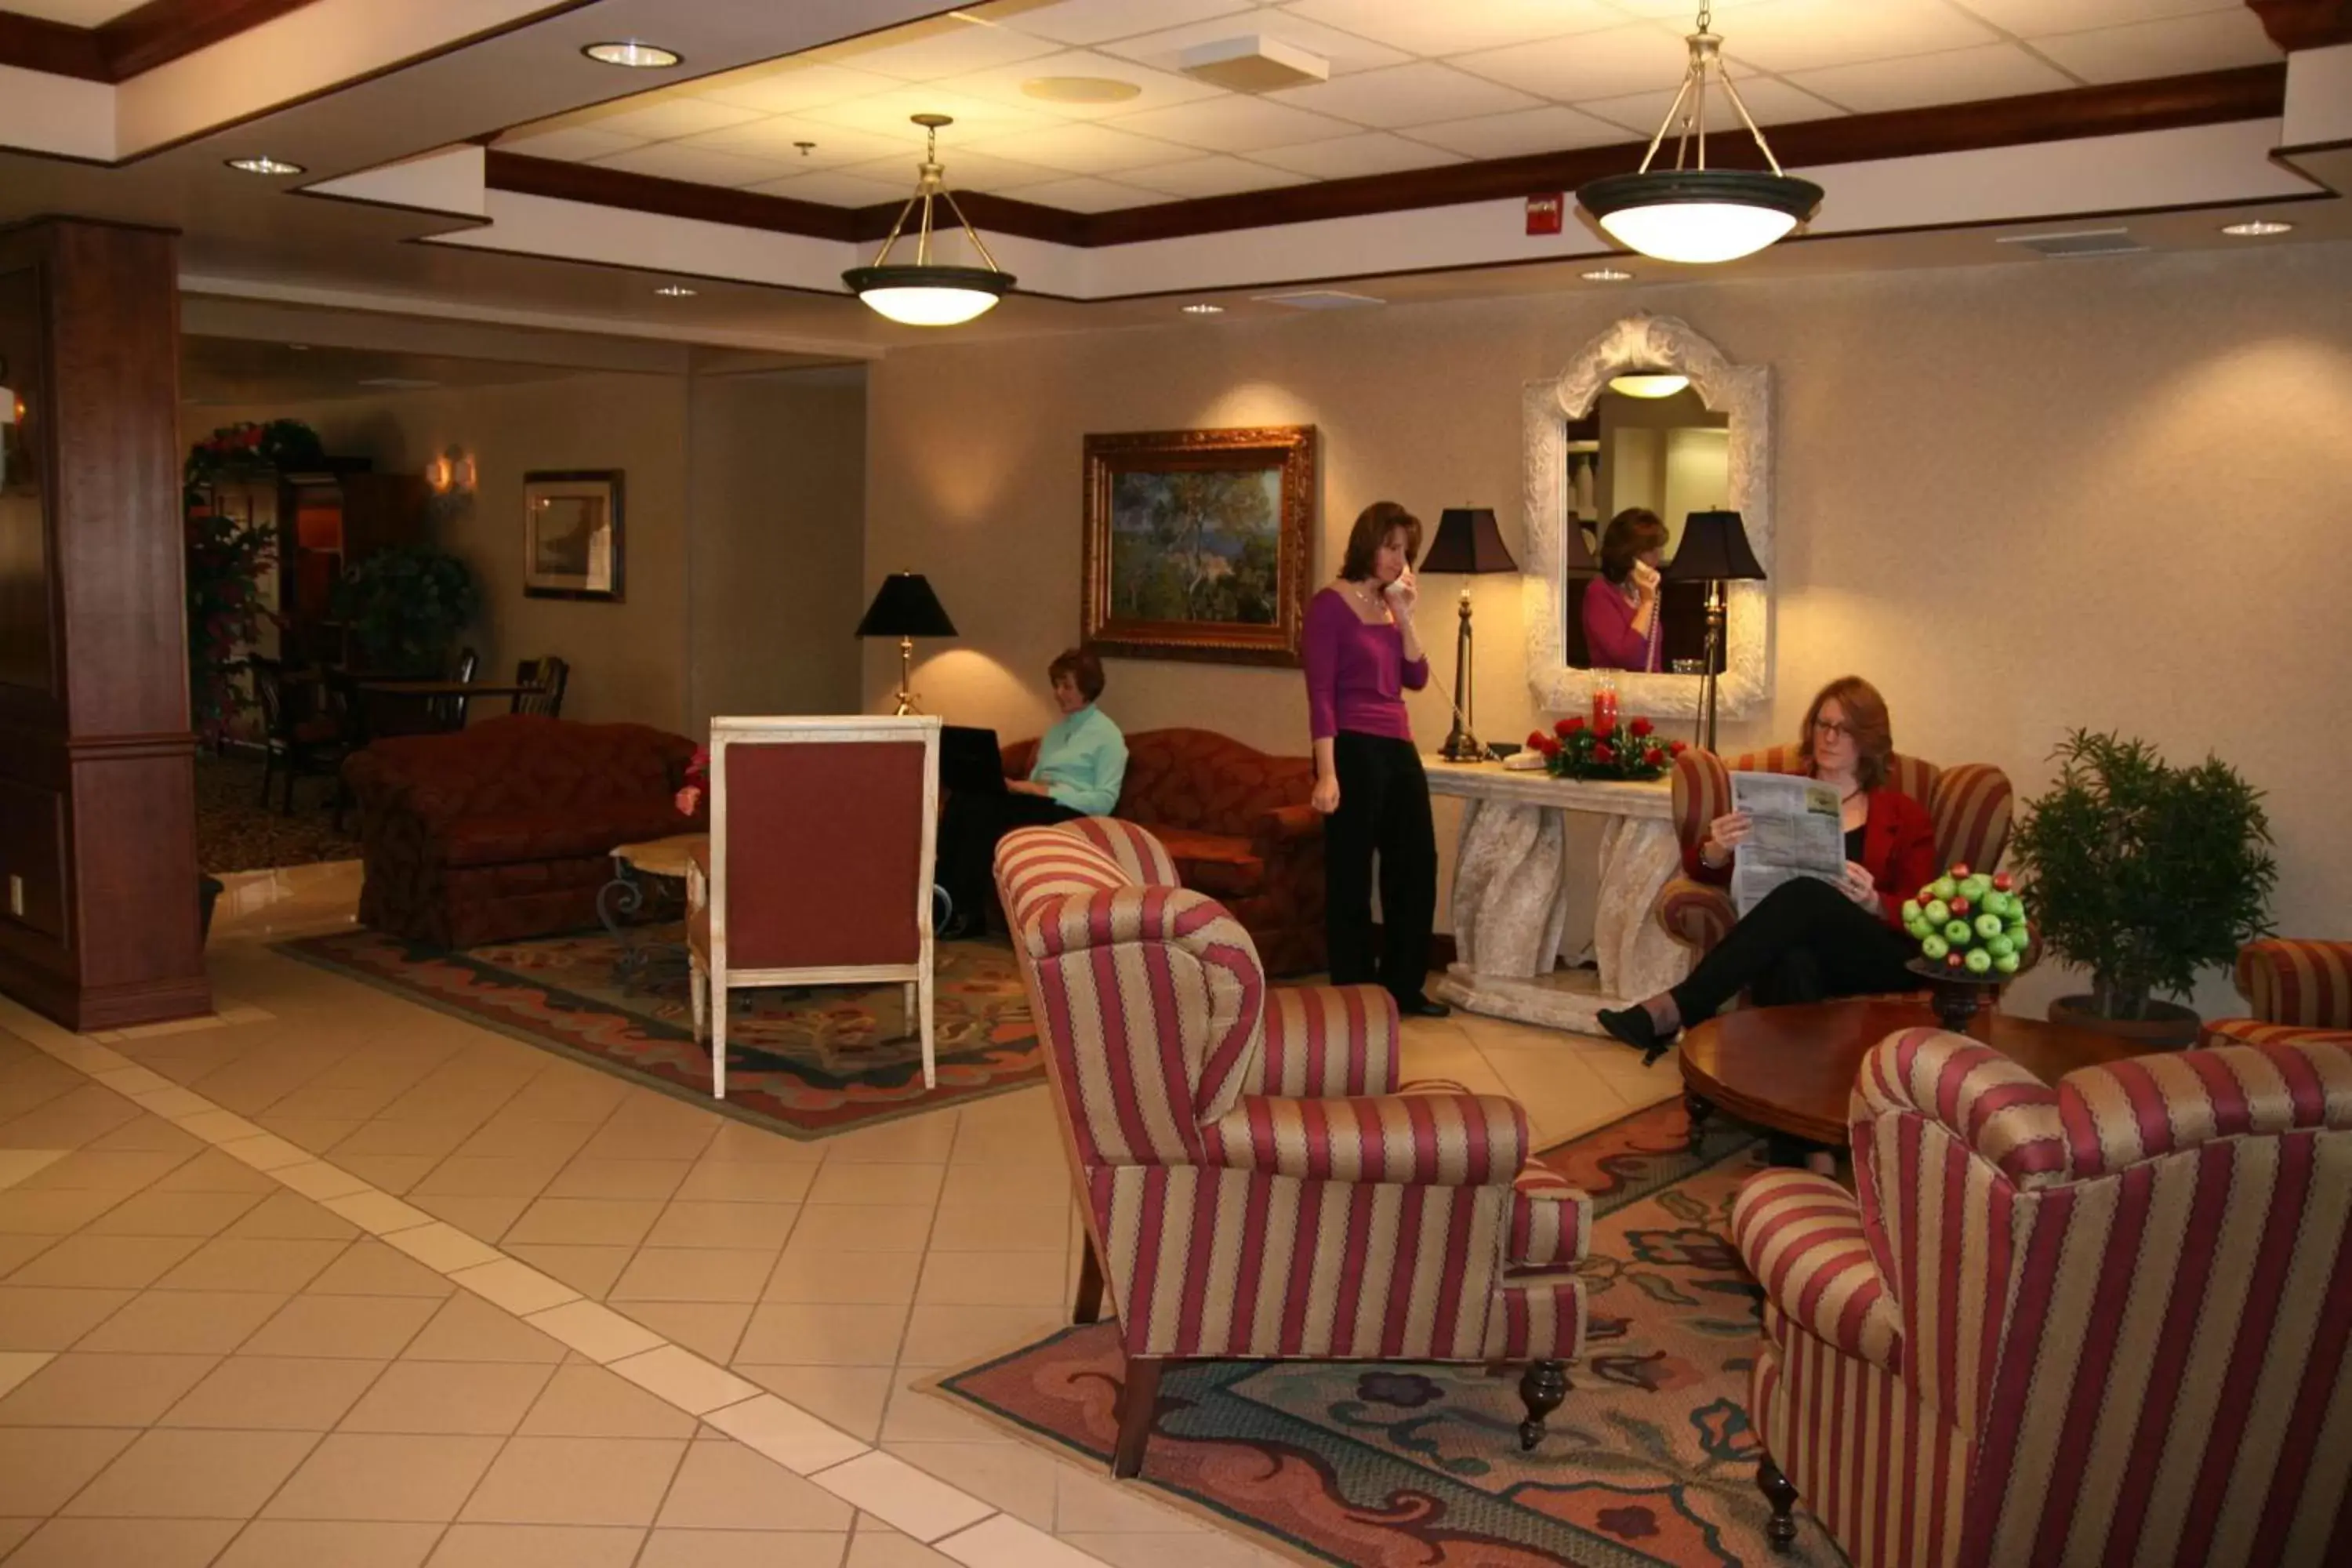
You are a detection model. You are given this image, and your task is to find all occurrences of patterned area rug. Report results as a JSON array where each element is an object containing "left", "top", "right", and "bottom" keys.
[
  {"left": 278, "top": 922, "right": 1040, "bottom": 1140},
  {"left": 934, "top": 1100, "right": 1842, "bottom": 1566},
  {"left": 195, "top": 752, "right": 363, "bottom": 873}
]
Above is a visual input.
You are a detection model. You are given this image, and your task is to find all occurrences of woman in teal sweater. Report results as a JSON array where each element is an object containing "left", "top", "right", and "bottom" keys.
[{"left": 937, "top": 647, "right": 1127, "bottom": 938}]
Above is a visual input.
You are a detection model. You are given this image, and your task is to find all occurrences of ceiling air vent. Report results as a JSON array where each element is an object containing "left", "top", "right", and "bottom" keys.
[
  {"left": 1252, "top": 289, "right": 1385, "bottom": 310},
  {"left": 1997, "top": 227, "right": 2146, "bottom": 259},
  {"left": 1178, "top": 35, "right": 1329, "bottom": 93}
]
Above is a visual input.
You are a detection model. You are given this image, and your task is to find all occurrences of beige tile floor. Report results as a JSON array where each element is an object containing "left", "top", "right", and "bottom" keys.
[{"left": 0, "top": 861, "right": 1678, "bottom": 1568}]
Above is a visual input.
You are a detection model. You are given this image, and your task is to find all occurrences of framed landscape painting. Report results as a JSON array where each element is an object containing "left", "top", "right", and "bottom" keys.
[
  {"left": 522, "top": 470, "right": 623, "bottom": 601},
  {"left": 1081, "top": 425, "right": 1315, "bottom": 666}
]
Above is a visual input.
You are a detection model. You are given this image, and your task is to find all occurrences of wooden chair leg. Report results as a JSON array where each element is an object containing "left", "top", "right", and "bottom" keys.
[
  {"left": 1111, "top": 1356, "right": 1163, "bottom": 1479},
  {"left": 1517, "top": 1359, "right": 1567, "bottom": 1451},
  {"left": 1073, "top": 1233, "right": 1104, "bottom": 1326},
  {"left": 1759, "top": 1455, "right": 1799, "bottom": 1551},
  {"left": 257, "top": 753, "right": 275, "bottom": 807}
]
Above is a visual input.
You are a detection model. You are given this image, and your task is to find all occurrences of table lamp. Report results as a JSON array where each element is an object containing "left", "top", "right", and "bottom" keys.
[
  {"left": 1658, "top": 510, "right": 1766, "bottom": 753},
  {"left": 855, "top": 572, "right": 957, "bottom": 716},
  {"left": 1419, "top": 506, "right": 1519, "bottom": 764}
]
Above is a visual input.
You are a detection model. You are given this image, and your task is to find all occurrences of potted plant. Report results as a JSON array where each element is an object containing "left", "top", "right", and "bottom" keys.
[
  {"left": 332, "top": 545, "right": 480, "bottom": 675},
  {"left": 2009, "top": 729, "right": 2277, "bottom": 1047}
]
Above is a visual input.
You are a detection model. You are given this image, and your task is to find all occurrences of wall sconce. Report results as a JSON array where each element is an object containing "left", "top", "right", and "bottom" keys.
[
  {"left": 426, "top": 445, "right": 476, "bottom": 495},
  {"left": 0, "top": 355, "right": 18, "bottom": 490}
]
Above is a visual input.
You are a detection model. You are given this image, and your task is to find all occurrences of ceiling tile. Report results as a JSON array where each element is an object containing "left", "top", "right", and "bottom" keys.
[
  {"left": 956, "top": 121, "right": 1199, "bottom": 174},
  {"left": 1403, "top": 104, "right": 1632, "bottom": 159},
  {"left": 1105, "top": 95, "right": 1362, "bottom": 154},
  {"left": 1119, "top": 154, "right": 1314, "bottom": 198},
  {"left": 1452, "top": 21, "right": 1693, "bottom": 101},
  {"left": 1944, "top": 0, "right": 2242, "bottom": 39},
  {"left": 1265, "top": 62, "right": 1546, "bottom": 129},
  {"left": 1698, "top": 0, "right": 1999, "bottom": 74},
  {"left": 836, "top": 149, "right": 1067, "bottom": 194},
  {"left": 940, "top": 48, "right": 1227, "bottom": 119},
  {"left": 679, "top": 119, "right": 912, "bottom": 168},
  {"left": 1000, "top": 0, "right": 1260, "bottom": 48},
  {"left": 1599, "top": 0, "right": 1779, "bottom": 15},
  {"left": 2027, "top": 9, "right": 2281, "bottom": 85},
  {"left": 1097, "top": 13, "right": 1413, "bottom": 78},
  {"left": 495, "top": 127, "right": 646, "bottom": 164},
  {"left": 1279, "top": 0, "right": 1631, "bottom": 56},
  {"left": 575, "top": 99, "right": 766, "bottom": 142},
  {"left": 693, "top": 64, "right": 907, "bottom": 117},
  {"left": 745, "top": 169, "right": 918, "bottom": 209},
  {"left": 1784, "top": 42, "right": 2077, "bottom": 114},
  {"left": 1249, "top": 131, "right": 1468, "bottom": 179},
  {"left": 811, "top": 16, "right": 1066, "bottom": 82},
  {"left": 590, "top": 143, "right": 799, "bottom": 189},
  {"left": 1000, "top": 175, "right": 1168, "bottom": 212},
  {"left": 1577, "top": 74, "right": 1846, "bottom": 135},
  {"left": 797, "top": 86, "right": 1055, "bottom": 142}
]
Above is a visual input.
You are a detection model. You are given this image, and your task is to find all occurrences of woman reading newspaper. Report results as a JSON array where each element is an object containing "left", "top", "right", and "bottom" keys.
[{"left": 1599, "top": 677, "right": 1936, "bottom": 1068}]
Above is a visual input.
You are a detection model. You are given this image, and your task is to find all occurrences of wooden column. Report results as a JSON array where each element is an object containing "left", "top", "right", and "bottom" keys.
[{"left": 0, "top": 218, "right": 209, "bottom": 1029}]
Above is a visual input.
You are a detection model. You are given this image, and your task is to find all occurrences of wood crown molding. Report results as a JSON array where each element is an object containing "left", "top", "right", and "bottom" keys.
[
  {"left": 485, "top": 64, "right": 2288, "bottom": 253},
  {"left": 2245, "top": 0, "right": 2352, "bottom": 50},
  {"left": 0, "top": 0, "right": 321, "bottom": 84}
]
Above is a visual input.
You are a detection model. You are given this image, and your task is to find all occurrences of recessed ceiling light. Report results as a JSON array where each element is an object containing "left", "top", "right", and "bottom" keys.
[
  {"left": 1022, "top": 76, "right": 1142, "bottom": 104},
  {"left": 654, "top": 285, "right": 698, "bottom": 297},
  {"left": 1581, "top": 267, "right": 1634, "bottom": 281},
  {"left": 2220, "top": 219, "right": 2293, "bottom": 237},
  {"left": 1181, "top": 303, "right": 1225, "bottom": 315},
  {"left": 287, "top": 343, "right": 310, "bottom": 351},
  {"left": 226, "top": 156, "right": 303, "bottom": 176},
  {"left": 583, "top": 40, "right": 680, "bottom": 68}
]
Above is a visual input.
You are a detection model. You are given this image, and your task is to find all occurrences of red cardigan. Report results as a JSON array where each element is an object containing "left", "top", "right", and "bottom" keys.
[{"left": 1686, "top": 783, "right": 1938, "bottom": 928}]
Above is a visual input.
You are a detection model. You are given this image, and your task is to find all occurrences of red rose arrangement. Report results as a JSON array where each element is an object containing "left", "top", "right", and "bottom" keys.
[
  {"left": 674, "top": 746, "right": 710, "bottom": 817},
  {"left": 1524, "top": 714, "right": 1684, "bottom": 782}
]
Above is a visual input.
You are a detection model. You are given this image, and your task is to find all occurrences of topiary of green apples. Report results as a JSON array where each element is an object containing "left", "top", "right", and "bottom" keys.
[{"left": 1913, "top": 862, "right": 2031, "bottom": 978}]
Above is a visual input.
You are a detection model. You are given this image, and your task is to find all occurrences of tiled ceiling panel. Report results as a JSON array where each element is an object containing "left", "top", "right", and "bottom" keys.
[{"left": 492, "top": 0, "right": 2284, "bottom": 216}]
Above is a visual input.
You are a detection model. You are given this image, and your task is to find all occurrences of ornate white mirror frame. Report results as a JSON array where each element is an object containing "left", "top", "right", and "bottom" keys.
[{"left": 1523, "top": 313, "right": 1773, "bottom": 719}]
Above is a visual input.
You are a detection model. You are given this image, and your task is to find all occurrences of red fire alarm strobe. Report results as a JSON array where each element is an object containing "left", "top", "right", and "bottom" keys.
[{"left": 1526, "top": 194, "right": 1564, "bottom": 236}]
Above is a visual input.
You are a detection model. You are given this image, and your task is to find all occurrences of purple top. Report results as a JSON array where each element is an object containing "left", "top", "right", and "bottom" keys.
[
  {"left": 1304, "top": 586, "right": 1428, "bottom": 742},
  {"left": 1581, "top": 577, "right": 1662, "bottom": 673}
]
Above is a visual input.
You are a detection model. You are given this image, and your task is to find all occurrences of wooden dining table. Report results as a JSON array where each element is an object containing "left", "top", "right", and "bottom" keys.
[{"left": 347, "top": 677, "right": 550, "bottom": 739}]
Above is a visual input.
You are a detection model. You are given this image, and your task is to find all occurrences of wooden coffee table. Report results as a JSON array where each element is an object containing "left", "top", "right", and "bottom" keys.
[{"left": 1679, "top": 996, "right": 2158, "bottom": 1149}]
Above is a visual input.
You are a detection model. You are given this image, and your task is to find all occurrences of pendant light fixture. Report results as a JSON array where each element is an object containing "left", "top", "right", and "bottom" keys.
[
  {"left": 843, "top": 114, "right": 1016, "bottom": 328},
  {"left": 1575, "top": 4, "right": 1822, "bottom": 266}
]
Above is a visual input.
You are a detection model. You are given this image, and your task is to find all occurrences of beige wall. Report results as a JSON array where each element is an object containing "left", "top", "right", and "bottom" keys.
[
  {"left": 866, "top": 241, "right": 2352, "bottom": 1018},
  {"left": 194, "top": 364, "right": 866, "bottom": 735}
]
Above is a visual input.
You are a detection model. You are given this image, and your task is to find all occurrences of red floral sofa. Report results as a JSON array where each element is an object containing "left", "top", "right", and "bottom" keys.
[
  {"left": 346, "top": 715, "right": 702, "bottom": 948},
  {"left": 1002, "top": 727, "right": 1325, "bottom": 976}
]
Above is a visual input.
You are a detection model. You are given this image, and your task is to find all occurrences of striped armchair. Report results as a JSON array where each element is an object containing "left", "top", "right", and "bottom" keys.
[
  {"left": 995, "top": 818, "right": 1591, "bottom": 1479},
  {"left": 1733, "top": 1026, "right": 2352, "bottom": 1565},
  {"left": 1657, "top": 746, "right": 2013, "bottom": 961},
  {"left": 2204, "top": 938, "right": 2352, "bottom": 1050}
]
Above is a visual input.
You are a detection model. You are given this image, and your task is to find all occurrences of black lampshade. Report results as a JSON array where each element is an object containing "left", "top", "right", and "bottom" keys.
[
  {"left": 855, "top": 572, "right": 957, "bottom": 639},
  {"left": 1420, "top": 507, "right": 1519, "bottom": 575},
  {"left": 1661, "top": 510, "right": 1766, "bottom": 583}
]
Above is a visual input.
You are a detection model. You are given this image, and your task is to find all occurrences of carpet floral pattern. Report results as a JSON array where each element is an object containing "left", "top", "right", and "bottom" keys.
[
  {"left": 935, "top": 1100, "right": 1841, "bottom": 1566},
  {"left": 279, "top": 921, "right": 1040, "bottom": 1139},
  {"left": 195, "top": 752, "right": 362, "bottom": 873}
]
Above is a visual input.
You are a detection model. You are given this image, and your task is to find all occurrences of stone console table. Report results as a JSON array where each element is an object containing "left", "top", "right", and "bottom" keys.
[{"left": 1424, "top": 759, "right": 1692, "bottom": 1036}]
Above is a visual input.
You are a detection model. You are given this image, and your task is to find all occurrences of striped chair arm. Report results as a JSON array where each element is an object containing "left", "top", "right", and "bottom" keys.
[
  {"left": 1508, "top": 1163, "right": 1590, "bottom": 1270},
  {"left": 1249, "top": 983, "right": 1400, "bottom": 1098},
  {"left": 2201, "top": 1018, "right": 2352, "bottom": 1051},
  {"left": 1657, "top": 877, "right": 1736, "bottom": 954},
  {"left": 1199, "top": 1091, "right": 1530, "bottom": 1186},
  {"left": 2234, "top": 938, "right": 2352, "bottom": 1029},
  {"left": 1853, "top": 1028, "right": 2067, "bottom": 1187},
  {"left": 1733, "top": 1171, "right": 1904, "bottom": 1374},
  {"left": 1061, "top": 816, "right": 1183, "bottom": 889},
  {"left": 1668, "top": 748, "right": 1731, "bottom": 855}
]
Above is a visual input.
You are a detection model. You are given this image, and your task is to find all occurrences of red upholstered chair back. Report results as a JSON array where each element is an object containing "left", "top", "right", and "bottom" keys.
[{"left": 713, "top": 723, "right": 934, "bottom": 973}]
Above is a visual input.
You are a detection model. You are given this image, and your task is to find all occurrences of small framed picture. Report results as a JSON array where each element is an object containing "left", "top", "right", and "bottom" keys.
[{"left": 522, "top": 470, "right": 623, "bottom": 601}]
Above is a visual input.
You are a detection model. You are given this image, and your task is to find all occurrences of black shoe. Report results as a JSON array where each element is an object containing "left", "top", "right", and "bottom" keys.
[
  {"left": 1598, "top": 1004, "right": 1678, "bottom": 1066},
  {"left": 1396, "top": 993, "right": 1451, "bottom": 1018}
]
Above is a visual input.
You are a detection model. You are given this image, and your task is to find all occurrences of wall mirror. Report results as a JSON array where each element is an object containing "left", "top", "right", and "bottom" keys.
[{"left": 1523, "top": 313, "right": 1773, "bottom": 720}]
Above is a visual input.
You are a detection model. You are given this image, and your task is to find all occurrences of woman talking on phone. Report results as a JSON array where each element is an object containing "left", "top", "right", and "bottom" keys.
[
  {"left": 1582, "top": 507, "right": 1668, "bottom": 672},
  {"left": 1304, "top": 501, "right": 1446, "bottom": 1018}
]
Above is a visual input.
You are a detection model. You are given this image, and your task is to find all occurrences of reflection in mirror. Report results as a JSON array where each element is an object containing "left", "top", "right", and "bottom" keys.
[{"left": 1561, "top": 383, "right": 1730, "bottom": 673}]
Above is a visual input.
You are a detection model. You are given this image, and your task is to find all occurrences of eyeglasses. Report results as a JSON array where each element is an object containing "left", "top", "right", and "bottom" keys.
[{"left": 1812, "top": 718, "right": 1856, "bottom": 739}]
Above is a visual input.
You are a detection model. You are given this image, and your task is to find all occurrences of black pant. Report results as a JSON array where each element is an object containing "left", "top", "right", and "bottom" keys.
[
  {"left": 1323, "top": 731, "right": 1439, "bottom": 1003},
  {"left": 938, "top": 789, "right": 1079, "bottom": 933},
  {"left": 1670, "top": 875, "right": 1913, "bottom": 1023}
]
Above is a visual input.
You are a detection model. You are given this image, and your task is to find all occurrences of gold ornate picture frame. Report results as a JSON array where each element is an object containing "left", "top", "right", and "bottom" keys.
[{"left": 1080, "top": 425, "right": 1316, "bottom": 666}]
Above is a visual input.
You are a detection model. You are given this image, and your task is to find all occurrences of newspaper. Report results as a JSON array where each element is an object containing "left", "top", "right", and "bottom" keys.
[{"left": 1729, "top": 771, "right": 1848, "bottom": 916}]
